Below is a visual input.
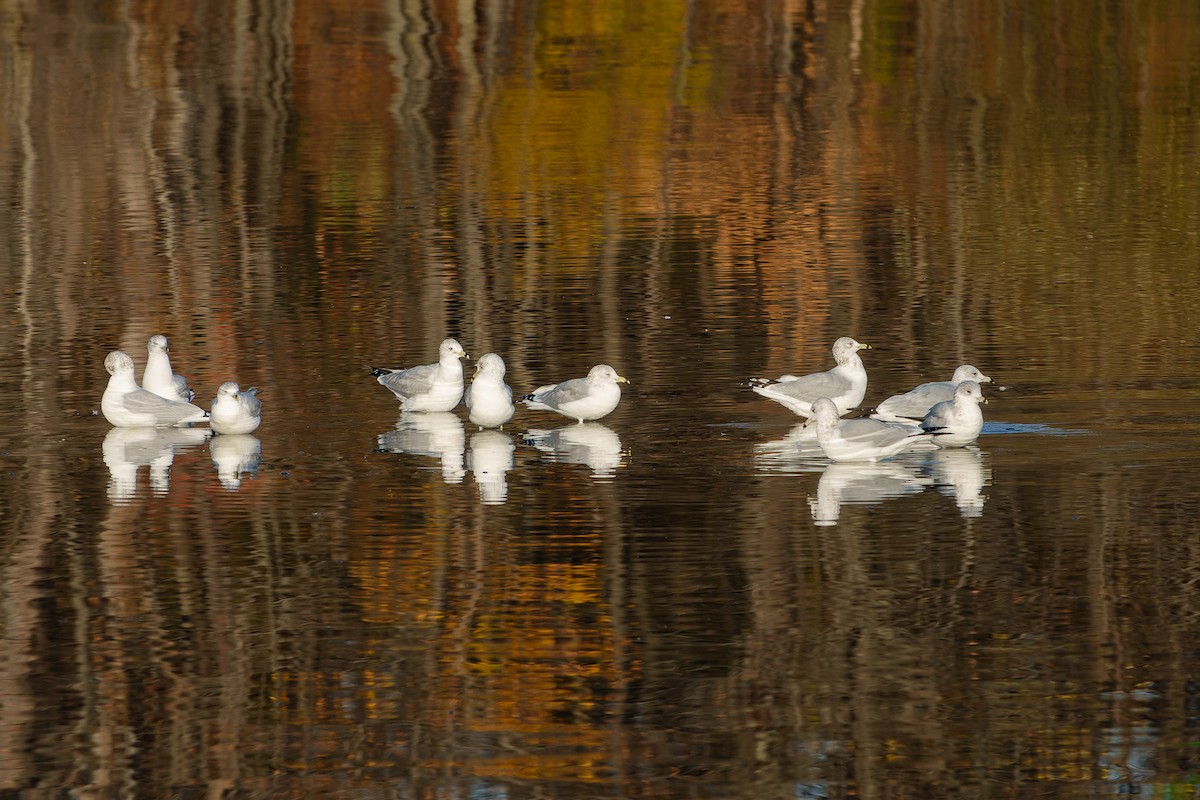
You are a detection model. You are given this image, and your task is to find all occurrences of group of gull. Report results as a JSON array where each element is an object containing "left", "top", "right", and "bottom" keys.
[
  {"left": 101, "top": 337, "right": 262, "bottom": 434},
  {"left": 101, "top": 335, "right": 988, "bottom": 463},
  {"left": 750, "top": 336, "right": 991, "bottom": 461}
]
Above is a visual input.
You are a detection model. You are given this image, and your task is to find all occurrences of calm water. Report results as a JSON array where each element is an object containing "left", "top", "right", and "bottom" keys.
[{"left": 2, "top": 1, "right": 1200, "bottom": 798}]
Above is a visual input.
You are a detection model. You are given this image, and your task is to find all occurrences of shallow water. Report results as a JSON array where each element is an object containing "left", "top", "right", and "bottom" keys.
[{"left": 2, "top": 1, "right": 1200, "bottom": 798}]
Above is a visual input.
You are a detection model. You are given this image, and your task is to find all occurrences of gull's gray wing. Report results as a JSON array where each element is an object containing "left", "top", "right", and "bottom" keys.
[
  {"left": 532, "top": 377, "right": 591, "bottom": 408},
  {"left": 877, "top": 381, "right": 954, "bottom": 418},
  {"left": 124, "top": 388, "right": 205, "bottom": 424},
  {"left": 239, "top": 388, "right": 262, "bottom": 416},
  {"left": 769, "top": 370, "right": 851, "bottom": 402},
  {"left": 378, "top": 362, "right": 438, "bottom": 398},
  {"left": 838, "top": 418, "right": 921, "bottom": 448},
  {"left": 921, "top": 399, "right": 955, "bottom": 432}
]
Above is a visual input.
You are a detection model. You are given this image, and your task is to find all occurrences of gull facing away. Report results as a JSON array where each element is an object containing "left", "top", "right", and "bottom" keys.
[
  {"left": 751, "top": 337, "right": 871, "bottom": 418},
  {"left": 102, "top": 350, "right": 208, "bottom": 427},
  {"left": 464, "top": 352, "right": 515, "bottom": 429},
  {"left": 920, "top": 380, "right": 986, "bottom": 448},
  {"left": 520, "top": 364, "right": 629, "bottom": 424},
  {"left": 210, "top": 381, "right": 263, "bottom": 435},
  {"left": 142, "top": 335, "right": 196, "bottom": 403},
  {"left": 873, "top": 364, "right": 992, "bottom": 421},
  {"left": 811, "top": 396, "right": 934, "bottom": 462},
  {"left": 372, "top": 338, "right": 468, "bottom": 412}
]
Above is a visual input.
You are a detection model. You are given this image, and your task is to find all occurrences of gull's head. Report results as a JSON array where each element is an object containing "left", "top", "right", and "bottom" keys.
[
  {"left": 953, "top": 364, "right": 992, "bottom": 384},
  {"left": 811, "top": 397, "right": 841, "bottom": 427},
  {"left": 441, "top": 338, "right": 468, "bottom": 360},
  {"left": 957, "top": 380, "right": 986, "bottom": 404},
  {"left": 590, "top": 364, "right": 629, "bottom": 385},
  {"left": 104, "top": 350, "right": 135, "bottom": 376},
  {"left": 475, "top": 352, "right": 506, "bottom": 377},
  {"left": 218, "top": 381, "right": 241, "bottom": 398},
  {"left": 148, "top": 335, "right": 169, "bottom": 353},
  {"left": 833, "top": 337, "right": 870, "bottom": 364}
]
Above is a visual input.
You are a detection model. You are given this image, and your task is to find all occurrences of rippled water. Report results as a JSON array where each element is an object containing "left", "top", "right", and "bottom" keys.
[{"left": 2, "top": 1, "right": 1200, "bottom": 798}]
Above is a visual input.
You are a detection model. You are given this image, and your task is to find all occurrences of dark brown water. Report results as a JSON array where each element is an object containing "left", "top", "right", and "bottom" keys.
[{"left": 2, "top": 1, "right": 1199, "bottom": 798}]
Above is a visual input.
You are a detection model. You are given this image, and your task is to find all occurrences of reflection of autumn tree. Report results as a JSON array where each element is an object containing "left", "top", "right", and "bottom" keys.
[{"left": 1, "top": 0, "right": 1200, "bottom": 798}]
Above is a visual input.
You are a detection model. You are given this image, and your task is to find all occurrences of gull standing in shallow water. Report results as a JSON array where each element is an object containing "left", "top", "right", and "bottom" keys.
[
  {"left": 920, "top": 380, "right": 986, "bottom": 448},
  {"left": 811, "top": 396, "right": 934, "bottom": 462},
  {"left": 142, "top": 334, "right": 196, "bottom": 402},
  {"left": 751, "top": 337, "right": 871, "bottom": 418},
  {"left": 372, "top": 338, "right": 468, "bottom": 412},
  {"left": 464, "top": 353, "right": 514, "bottom": 429},
  {"left": 873, "top": 364, "right": 992, "bottom": 421},
  {"left": 521, "top": 364, "right": 629, "bottom": 424},
  {"left": 210, "top": 382, "right": 263, "bottom": 435},
  {"left": 102, "top": 350, "right": 208, "bottom": 427}
]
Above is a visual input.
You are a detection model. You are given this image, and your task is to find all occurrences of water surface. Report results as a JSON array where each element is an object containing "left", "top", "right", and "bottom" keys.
[{"left": 2, "top": 1, "right": 1199, "bottom": 798}]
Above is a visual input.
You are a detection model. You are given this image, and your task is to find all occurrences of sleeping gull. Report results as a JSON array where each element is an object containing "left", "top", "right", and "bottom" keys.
[
  {"left": 520, "top": 364, "right": 628, "bottom": 424},
  {"left": 142, "top": 335, "right": 196, "bottom": 402},
  {"left": 102, "top": 350, "right": 208, "bottom": 427},
  {"left": 751, "top": 337, "right": 871, "bottom": 417},
  {"left": 210, "top": 381, "right": 263, "bottom": 435},
  {"left": 811, "top": 396, "right": 934, "bottom": 462},
  {"left": 372, "top": 338, "right": 468, "bottom": 412},
  {"left": 465, "top": 352, "right": 515, "bottom": 429},
  {"left": 920, "top": 380, "right": 986, "bottom": 448},
  {"left": 874, "top": 364, "right": 991, "bottom": 421}
]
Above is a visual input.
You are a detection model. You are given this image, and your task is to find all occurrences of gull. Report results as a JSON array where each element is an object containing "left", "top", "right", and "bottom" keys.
[
  {"left": 811, "top": 396, "right": 934, "bottom": 462},
  {"left": 210, "top": 381, "right": 263, "bottom": 435},
  {"left": 102, "top": 350, "right": 208, "bottom": 427},
  {"left": 874, "top": 364, "right": 992, "bottom": 421},
  {"left": 464, "top": 352, "right": 515, "bottom": 429},
  {"left": 920, "top": 380, "right": 986, "bottom": 448},
  {"left": 142, "top": 335, "right": 196, "bottom": 402},
  {"left": 751, "top": 337, "right": 871, "bottom": 418},
  {"left": 372, "top": 338, "right": 467, "bottom": 412},
  {"left": 520, "top": 364, "right": 628, "bottom": 424}
]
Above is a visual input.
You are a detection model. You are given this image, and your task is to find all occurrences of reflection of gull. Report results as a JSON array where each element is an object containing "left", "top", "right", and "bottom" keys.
[
  {"left": 467, "top": 430, "right": 515, "bottom": 504},
  {"left": 524, "top": 423, "right": 625, "bottom": 478},
  {"left": 752, "top": 423, "right": 824, "bottom": 474},
  {"left": 874, "top": 364, "right": 991, "bottom": 421},
  {"left": 142, "top": 334, "right": 196, "bottom": 402},
  {"left": 210, "top": 434, "right": 262, "bottom": 490},
  {"left": 926, "top": 446, "right": 990, "bottom": 517},
  {"left": 372, "top": 338, "right": 467, "bottom": 412},
  {"left": 521, "top": 365, "right": 629, "bottom": 424},
  {"left": 809, "top": 460, "right": 928, "bottom": 525},
  {"left": 465, "top": 353, "right": 514, "bottom": 429},
  {"left": 103, "top": 351, "right": 208, "bottom": 427},
  {"left": 812, "top": 397, "right": 934, "bottom": 462},
  {"left": 377, "top": 411, "right": 465, "bottom": 483},
  {"left": 103, "top": 426, "right": 211, "bottom": 501},
  {"left": 750, "top": 337, "right": 870, "bottom": 418}
]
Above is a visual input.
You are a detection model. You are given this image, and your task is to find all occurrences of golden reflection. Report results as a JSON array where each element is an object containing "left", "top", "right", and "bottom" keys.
[{"left": 2, "top": 0, "right": 1200, "bottom": 798}]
